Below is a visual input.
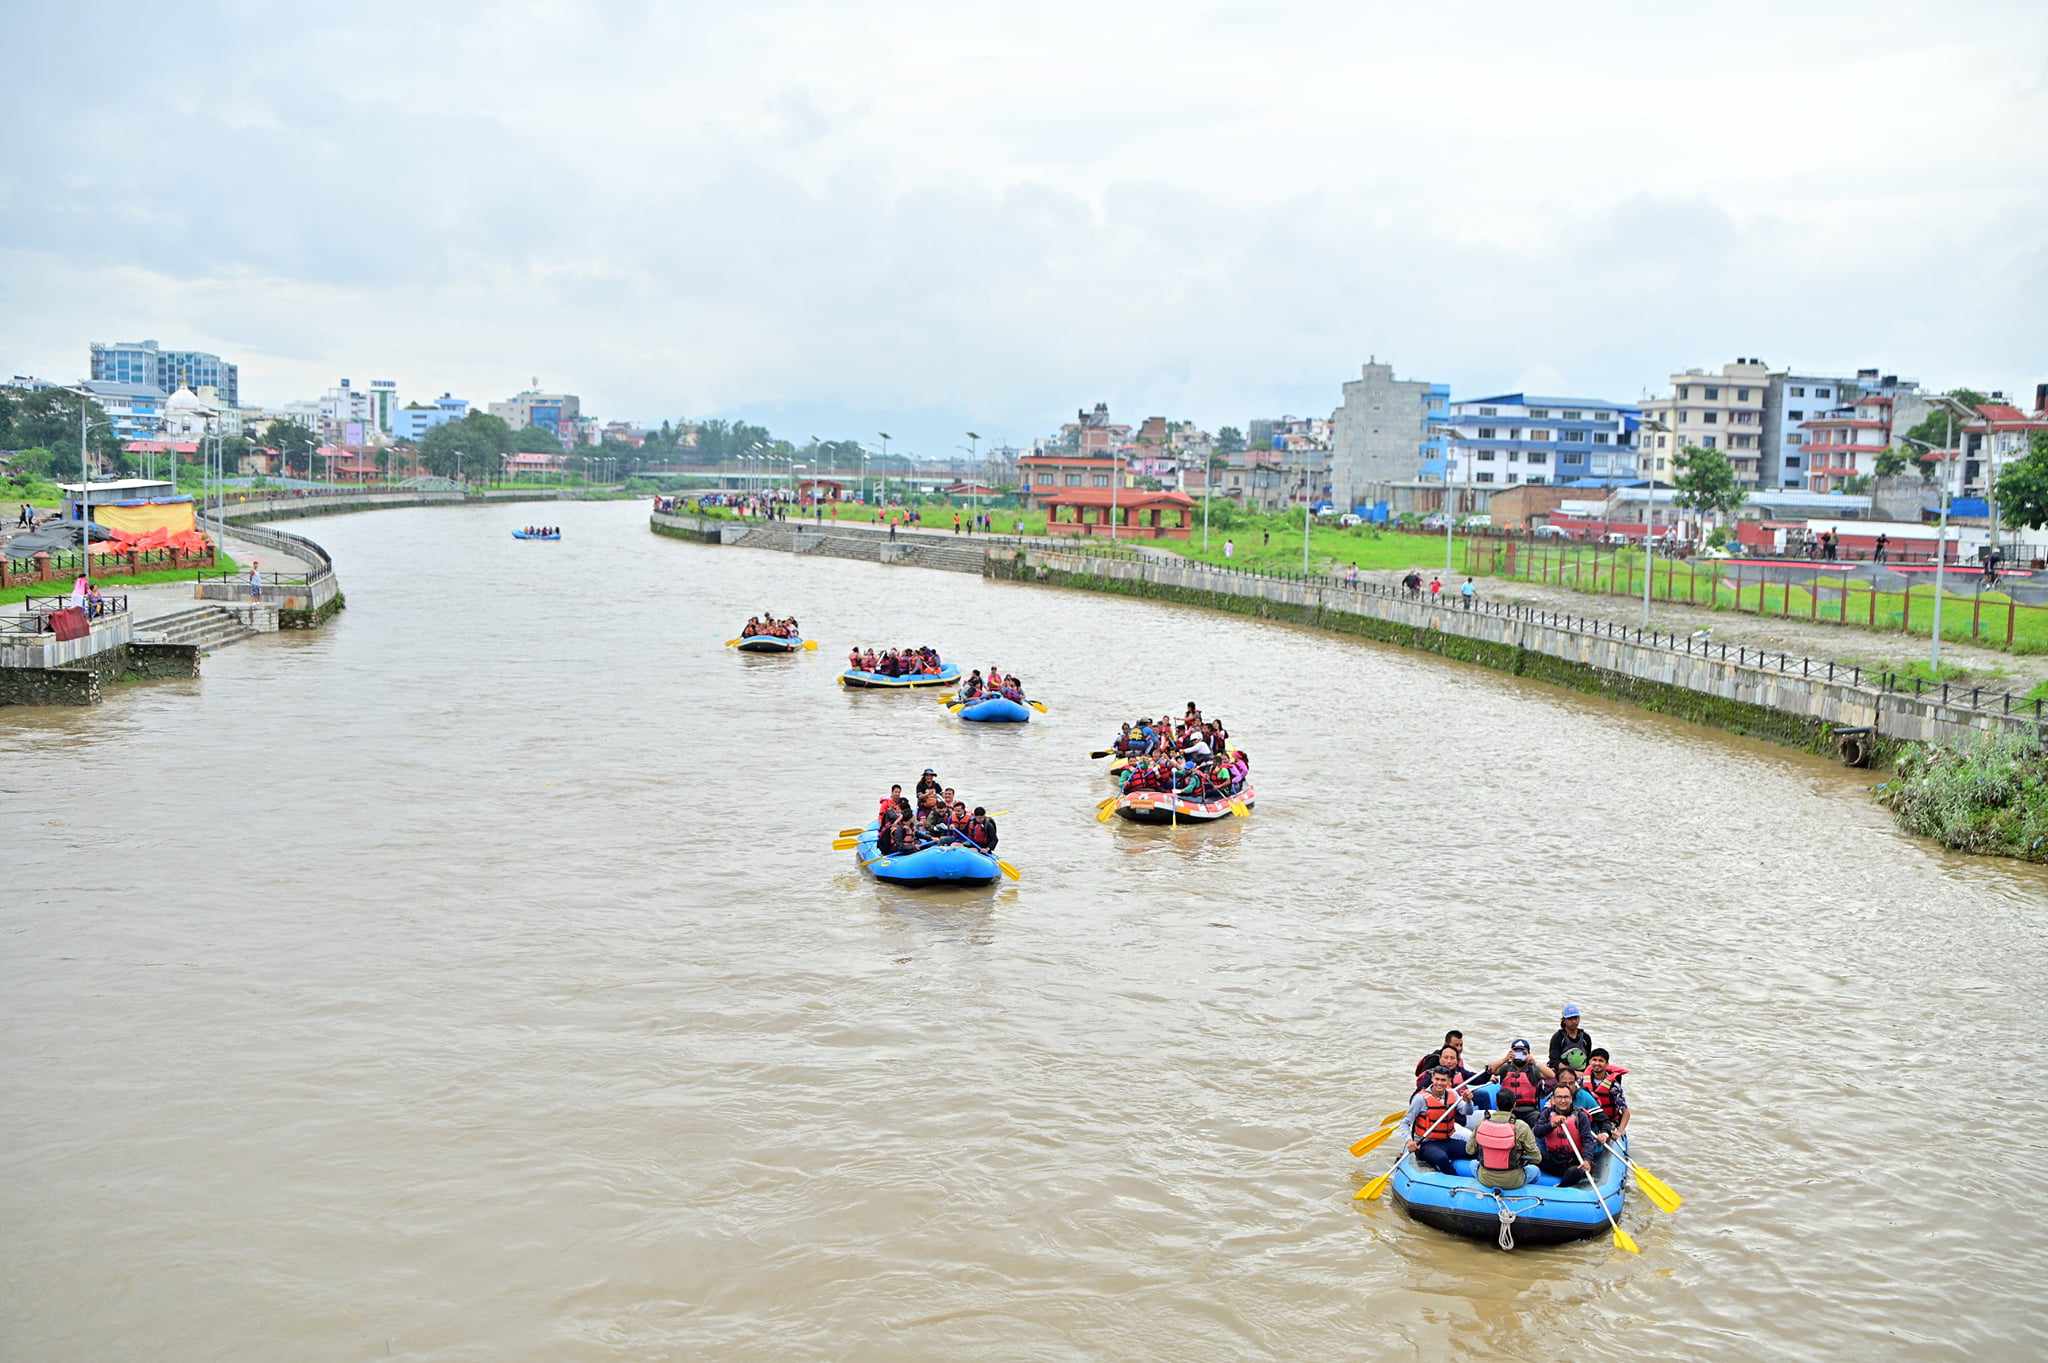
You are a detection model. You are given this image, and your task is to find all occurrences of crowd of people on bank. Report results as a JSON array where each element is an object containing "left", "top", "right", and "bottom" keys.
[
  {"left": 847, "top": 646, "right": 946, "bottom": 676},
  {"left": 872, "top": 768, "right": 1000, "bottom": 854},
  {"left": 739, "top": 614, "right": 799, "bottom": 639},
  {"left": 1395, "top": 1005, "right": 1631, "bottom": 1191},
  {"left": 959, "top": 667, "right": 1025, "bottom": 702},
  {"left": 1108, "top": 704, "right": 1248, "bottom": 800}
]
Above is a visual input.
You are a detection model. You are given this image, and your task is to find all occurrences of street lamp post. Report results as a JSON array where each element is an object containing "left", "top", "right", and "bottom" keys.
[
  {"left": 1900, "top": 398, "right": 1975, "bottom": 672},
  {"left": 877, "top": 432, "right": 892, "bottom": 510},
  {"left": 1301, "top": 451, "right": 1312, "bottom": 576},
  {"left": 966, "top": 431, "right": 980, "bottom": 530}
]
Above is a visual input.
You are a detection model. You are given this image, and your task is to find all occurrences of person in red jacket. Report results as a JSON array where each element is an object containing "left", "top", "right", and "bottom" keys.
[
  {"left": 1531, "top": 1084, "right": 1610, "bottom": 1187},
  {"left": 1582, "top": 1048, "right": 1630, "bottom": 1138}
]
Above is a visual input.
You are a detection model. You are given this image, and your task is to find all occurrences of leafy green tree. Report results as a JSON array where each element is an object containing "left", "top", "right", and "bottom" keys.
[
  {"left": 511, "top": 424, "right": 564, "bottom": 453},
  {"left": 417, "top": 412, "right": 511, "bottom": 479},
  {"left": 267, "top": 419, "right": 319, "bottom": 478},
  {"left": 1216, "top": 426, "right": 1246, "bottom": 454},
  {"left": 1873, "top": 446, "right": 1911, "bottom": 479},
  {"left": 0, "top": 385, "right": 122, "bottom": 465},
  {"left": 1995, "top": 431, "right": 2048, "bottom": 531},
  {"left": 1900, "top": 388, "right": 1986, "bottom": 453},
  {"left": 1672, "top": 444, "right": 1747, "bottom": 539}
]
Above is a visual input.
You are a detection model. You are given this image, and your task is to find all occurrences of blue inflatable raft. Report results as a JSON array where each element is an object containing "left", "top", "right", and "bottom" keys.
[
  {"left": 1388, "top": 1083, "right": 1627, "bottom": 1248},
  {"left": 736, "top": 635, "right": 802, "bottom": 653},
  {"left": 840, "top": 663, "right": 961, "bottom": 690},
  {"left": 956, "top": 694, "right": 1032, "bottom": 723},
  {"left": 511, "top": 530, "right": 561, "bottom": 540},
  {"left": 851, "top": 822, "right": 999, "bottom": 886}
]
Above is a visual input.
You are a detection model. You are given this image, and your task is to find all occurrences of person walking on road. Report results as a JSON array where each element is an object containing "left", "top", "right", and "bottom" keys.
[
  {"left": 1224, "top": 539, "right": 1235, "bottom": 561},
  {"left": 1873, "top": 533, "right": 1888, "bottom": 564},
  {"left": 1460, "top": 578, "right": 1476, "bottom": 609},
  {"left": 1428, "top": 575, "right": 1442, "bottom": 602}
]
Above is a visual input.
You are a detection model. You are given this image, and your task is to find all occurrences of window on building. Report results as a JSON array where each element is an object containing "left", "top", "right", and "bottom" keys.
[
  {"left": 1787, "top": 433, "right": 1803, "bottom": 446},
  {"left": 1528, "top": 452, "right": 1547, "bottom": 464},
  {"left": 1815, "top": 387, "right": 1830, "bottom": 399},
  {"left": 1704, "top": 386, "right": 1720, "bottom": 400},
  {"left": 1737, "top": 388, "right": 1751, "bottom": 401},
  {"left": 1678, "top": 386, "right": 1689, "bottom": 399},
  {"left": 1507, "top": 472, "right": 1521, "bottom": 484},
  {"left": 1789, "top": 409, "right": 1804, "bottom": 421},
  {"left": 1063, "top": 472, "right": 1082, "bottom": 486},
  {"left": 1786, "top": 456, "right": 1802, "bottom": 468},
  {"left": 1564, "top": 430, "right": 1588, "bottom": 442},
  {"left": 1703, "top": 411, "right": 1718, "bottom": 424},
  {"left": 1528, "top": 408, "right": 1549, "bottom": 419},
  {"left": 1562, "top": 409, "right": 1583, "bottom": 420},
  {"left": 1477, "top": 450, "right": 1496, "bottom": 461},
  {"left": 1476, "top": 472, "right": 1495, "bottom": 484},
  {"left": 1702, "top": 436, "right": 1717, "bottom": 449},
  {"left": 1594, "top": 433, "right": 1609, "bottom": 444},
  {"left": 1479, "top": 407, "right": 1498, "bottom": 416},
  {"left": 1791, "top": 385, "right": 1806, "bottom": 397},
  {"left": 1527, "top": 429, "right": 1547, "bottom": 441},
  {"left": 1477, "top": 427, "right": 1495, "bottom": 439}
]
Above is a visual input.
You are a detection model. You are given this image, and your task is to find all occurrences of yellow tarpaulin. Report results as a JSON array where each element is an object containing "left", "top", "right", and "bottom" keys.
[{"left": 94, "top": 501, "right": 196, "bottom": 536}]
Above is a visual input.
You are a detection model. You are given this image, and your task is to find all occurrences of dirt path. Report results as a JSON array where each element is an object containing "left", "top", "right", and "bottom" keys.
[{"left": 1365, "top": 566, "right": 2048, "bottom": 694}]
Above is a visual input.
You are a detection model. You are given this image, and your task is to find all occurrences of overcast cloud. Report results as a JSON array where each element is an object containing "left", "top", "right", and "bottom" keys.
[{"left": 2, "top": 0, "right": 2044, "bottom": 451}]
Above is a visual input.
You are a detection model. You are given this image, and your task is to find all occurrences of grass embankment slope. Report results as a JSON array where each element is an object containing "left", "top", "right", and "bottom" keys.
[{"left": 1877, "top": 730, "right": 2048, "bottom": 861}]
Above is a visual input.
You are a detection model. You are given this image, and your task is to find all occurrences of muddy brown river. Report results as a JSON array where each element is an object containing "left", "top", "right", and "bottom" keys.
[{"left": 3, "top": 500, "right": 2043, "bottom": 1361}]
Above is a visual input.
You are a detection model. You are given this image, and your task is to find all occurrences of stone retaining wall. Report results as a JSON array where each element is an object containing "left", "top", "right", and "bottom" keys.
[{"left": 993, "top": 547, "right": 2031, "bottom": 751}]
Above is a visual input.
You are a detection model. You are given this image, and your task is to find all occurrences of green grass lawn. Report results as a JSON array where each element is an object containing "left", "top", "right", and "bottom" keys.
[{"left": 0, "top": 551, "right": 241, "bottom": 607}]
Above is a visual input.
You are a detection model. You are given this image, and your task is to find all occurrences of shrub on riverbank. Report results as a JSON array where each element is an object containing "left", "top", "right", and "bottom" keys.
[{"left": 1876, "top": 729, "right": 2048, "bottom": 861}]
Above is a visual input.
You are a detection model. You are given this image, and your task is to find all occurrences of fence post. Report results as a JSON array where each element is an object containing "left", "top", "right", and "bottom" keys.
[
  {"left": 1868, "top": 581, "right": 1877, "bottom": 628},
  {"left": 2010, "top": 598, "right": 2018, "bottom": 647},
  {"left": 1902, "top": 583, "right": 1912, "bottom": 634},
  {"left": 1971, "top": 592, "right": 1982, "bottom": 640}
]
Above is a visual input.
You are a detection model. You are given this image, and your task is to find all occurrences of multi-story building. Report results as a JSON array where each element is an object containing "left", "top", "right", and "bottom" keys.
[
  {"left": 320, "top": 378, "right": 379, "bottom": 444},
  {"left": 1956, "top": 398, "right": 2048, "bottom": 502},
  {"left": 1638, "top": 358, "right": 1771, "bottom": 486},
  {"left": 78, "top": 379, "right": 166, "bottom": 441},
  {"left": 369, "top": 379, "right": 399, "bottom": 435},
  {"left": 1762, "top": 372, "right": 1856, "bottom": 489},
  {"left": 392, "top": 393, "right": 470, "bottom": 442},
  {"left": 1017, "top": 452, "right": 1125, "bottom": 508},
  {"left": 1800, "top": 391, "right": 1896, "bottom": 492},
  {"left": 1330, "top": 360, "right": 1447, "bottom": 509},
  {"left": 1438, "top": 394, "right": 1640, "bottom": 489},
  {"left": 1056, "top": 403, "right": 1131, "bottom": 455},
  {"left": 89, "top": 338, "right": 239, "bottom": 408},
  {"left": 489, "top": 385, "right": 582, "bottom": 435}
]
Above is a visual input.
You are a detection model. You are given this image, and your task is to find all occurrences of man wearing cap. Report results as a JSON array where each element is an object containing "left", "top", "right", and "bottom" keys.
[
  {"left": 1549, "top": 1004, "right": 1593, "bottom": 1069},
  {"left": 916, "top": 769, "right": 941, "bottom": 799},
  {"left": 1488, "top": 1039, "right": 1553, "bottom": 1124}
]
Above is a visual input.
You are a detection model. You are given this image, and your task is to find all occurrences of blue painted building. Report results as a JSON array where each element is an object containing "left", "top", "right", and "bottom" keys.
[
  {"left": 79, "top": 380, "right": 167, "bottom": 442},
  {"left": 1441, "top": 394, "right": 1640, "bottom": 488},
  {"left": 392, "top": 393, "right": 470, "bottom": 442},
  {"left": 1416, "top": 382, "right": 1453, "bottom": 479},
  {"left": 90, "top": 338, "right": 238, "bottom": 408}
]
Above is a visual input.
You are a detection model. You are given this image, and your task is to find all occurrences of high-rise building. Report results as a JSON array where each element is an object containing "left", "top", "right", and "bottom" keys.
[
  {"left": 1329, "top": 359, "right": 1448, "bottom": 508},
  {"left": 1638, "top": 358, "right": 1771, "bottom": 487},
  {"left": 89, "top": 338, "right": 239, "bottom": 408},
  {"left": 1440, "top": 395, "right": 1641, "bottom": 488},
  {"left": 369, "top": 379, "right": 399, "bottom": 434}
]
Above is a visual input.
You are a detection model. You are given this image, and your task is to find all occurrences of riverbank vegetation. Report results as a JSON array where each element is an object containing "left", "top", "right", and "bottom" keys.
[
  {"left": 1876, "top": 729, "right": 2048, "bottom": 861},
  {"left": 0, "top": 551, "right": 241, "bottom": 607}
]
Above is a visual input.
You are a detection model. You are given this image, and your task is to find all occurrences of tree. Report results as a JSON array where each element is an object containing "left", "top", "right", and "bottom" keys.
[
  {"left": 417, "top": 412, "right": 511, "bottom": 480},
  {"left": 0, "top": 385, "right": 122, "bottom": 466},
  {"left": 1873, "top": 446, "right": 1911, "bottom": 479},
  {"left": 1672, "top": 444, "right": 1747, "bottom": 540},
  {"left": 1216, "top": 426, "right": 1246, "bottom": 454},
  {"left": 1900, "top": 388, "right": 1986, "bottom": 453},
  {"left": 268, "top": 419, "right": 318, "bottom": 478},
  {"left": 1995, "top": 431, "right": 2048, "bottom": 531},
  {"left": 511, "top": 424, "right": 564, "bottom": 453}
]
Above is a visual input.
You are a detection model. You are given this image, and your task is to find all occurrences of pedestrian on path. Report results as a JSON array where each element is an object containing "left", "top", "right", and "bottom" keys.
[
  {"left": 1429, "top": 575, "right": 1442, "bottom": 602},
  {"left": 1873, "top": 533, "right": 1888, "bottom": 564},
  {"left": 247, "top": 559, "right": 262, "bottom": 600},
  {"left": 1224, "top": 539, "right": 1235, "bottom": 561},
  {"left": 1460, "top": 578, "right": 1476, "bottom": 609}
]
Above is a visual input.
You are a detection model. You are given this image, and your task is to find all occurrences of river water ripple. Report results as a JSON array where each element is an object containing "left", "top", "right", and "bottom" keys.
[{"left": 3, "top": 501, "right": 2043, "bottom": 1361}]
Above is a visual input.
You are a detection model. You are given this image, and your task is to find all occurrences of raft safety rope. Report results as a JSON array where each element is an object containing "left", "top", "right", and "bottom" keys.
[{"left": 1490, "top": 1192, "right": 1517, "bottom": 1251}]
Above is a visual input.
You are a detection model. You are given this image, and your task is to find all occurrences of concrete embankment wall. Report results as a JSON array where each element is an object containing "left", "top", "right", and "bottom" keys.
[
  {"left": 992, "top": 547, "right": 2034, "bottom": 753},
  {"left": 199, "top": 514, "right": 344, "bottom": 628},
  {"left": 649, "top": 510, "right": 989, "bottom": 572}
]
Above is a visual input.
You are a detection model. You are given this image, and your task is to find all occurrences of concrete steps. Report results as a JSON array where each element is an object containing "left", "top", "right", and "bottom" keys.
[{"left": 135, "top": 605, "right": 256, "bottom": 652}]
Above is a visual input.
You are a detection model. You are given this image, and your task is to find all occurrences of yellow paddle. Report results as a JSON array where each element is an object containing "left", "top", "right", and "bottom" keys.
[
  {"left": 802, "top": 639, "right": 818, "bottom": 650},
  {"left": 723, "top": 638, "right": 740, "bottom": 646},
  {"left": 1613, "top": 1147, "right": 1683, "bottom": 1214},
  {"left": 1229, "top": 799, "right": 1251, "bottom": 818},
  {"left": 995, "top": 857, "right": 1021, "bottom": 881},
  {"left": 1027, "top": 700, "right": 1048, "bottom": 714},
  {"left": 1089, "top": 748, "right": 1114, "bottom": 758},
  {"left": 1353, "top": 1149, "right": 1405, "bottom": 1202},
  {"left": 832, "top": 837, "right": 862, "bottom": 850},
  {"left": 1095, "top": 795, "right": 1119, "bottom": 824},
  {"left": 1348, "top": 1123, "right": 1398, "bottom": 1159},
  {"left": 1354, "top": 1088, "right": 1469, "bottom": 1200},
  {"left": 1563, "top": 1124, "right": 1638, "bottom": 1253}
]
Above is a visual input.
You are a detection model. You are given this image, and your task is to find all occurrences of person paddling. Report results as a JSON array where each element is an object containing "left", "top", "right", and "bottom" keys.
[
  {"left": 1531, "top": 1084, "right": 1605, "bottom": 1187},
  {"left": 1489, "top": 1039, "right": 1552, "bottom": 1124},
  {"left": 1582, "top": 1048, "right": 1630, "bottom": 1138},
  {"left": 1399, "top": 1065, "right": 1473, "bottom": 1175}
]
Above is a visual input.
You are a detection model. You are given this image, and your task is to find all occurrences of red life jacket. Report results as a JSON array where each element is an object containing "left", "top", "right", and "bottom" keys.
[
  {"left": 1540, "top": 1111, "right": 1581, "bottom": 1159},
  {"left": 1584, "top": 1068, "right": 1628, "bottom": 1124},
  {"left": 1497, "top": 1063, "right": 1539, "bottom": 1107},
  {"left": 1475, "top": 1117, "right": 1518, "bottom": 1170},
  {"left": 1413, "top": 1089, "right": 1460, "bottom": 1142}
]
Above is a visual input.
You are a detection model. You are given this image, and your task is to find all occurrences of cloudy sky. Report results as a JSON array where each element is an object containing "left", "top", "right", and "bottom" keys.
[{"left": 3, "top": 1, "right": 2043, "bottom": 453}]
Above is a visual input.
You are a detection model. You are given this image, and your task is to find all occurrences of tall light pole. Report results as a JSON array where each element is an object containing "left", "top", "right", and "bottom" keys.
[
  {"left": 1300, "top": 447, "right": 1312, "bottom": 575},
  {"left": 1441, "top": 419, "right": 1464, "bottom": 576},
  {"left": 877, "top": 432, "right": 892, "bottom": 509},
  {"left": 1902, "top": 395, "right": 1977, "bottom": 672},
  {"left": 1202, "top": 441, "right": 1213, "bottom": 552},
  {"left": 966, "top": 431, "right": 980, "bottom": 529}
]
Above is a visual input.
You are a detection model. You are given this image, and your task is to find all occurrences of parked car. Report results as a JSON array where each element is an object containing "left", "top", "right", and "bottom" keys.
[
  {"left": 1600, "top": 531, "right": 1631, "bottom": 546},
  {"left": 1421, "top": 514, "right": 1450, "bottom": 531},
  {"left": 1338, "top": 513, "right": 1363, "bottom": 527},
  {"left": 1532, "top": 524, "right": 1573, "bottom": 541}
]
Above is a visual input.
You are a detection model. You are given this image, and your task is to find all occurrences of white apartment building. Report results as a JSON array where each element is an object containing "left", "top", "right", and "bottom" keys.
[
  {"left": 1438, "top": 394, "right": 1640, "bottom": 488},
  {"left": 1639, "top": 358, "right": 1771, "bottom": 486}
]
